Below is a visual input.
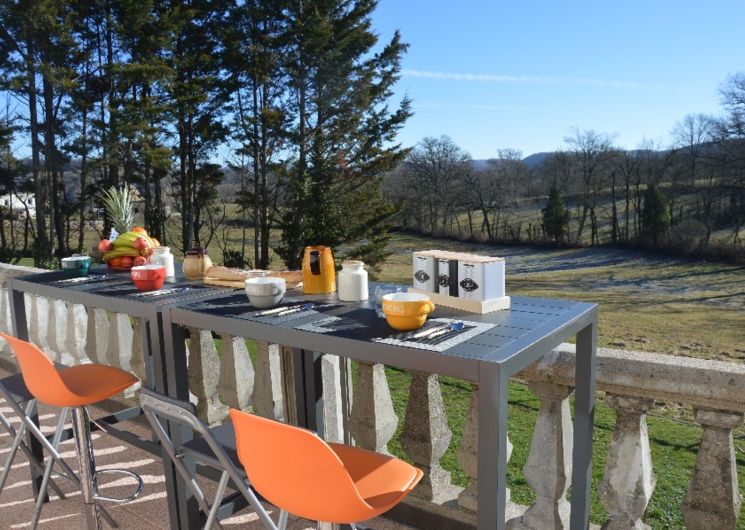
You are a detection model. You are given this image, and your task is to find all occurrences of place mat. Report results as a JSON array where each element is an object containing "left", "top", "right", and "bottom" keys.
[
  {"left": 372, "top": 318, "right": 494, "bottom": 352},
  {"left": 51, "top": 274, "right": 114, "bottom": 285},
  {"left": 296, "top": 311, "right": 494, "bottom": 352},
  {"left": 84, "top": 282, "right": 210, "bottom": 301},
  {"left": 182, "top": 292, "right": 254, "bottom": 316},
  {"left": 236, "top": 298, "right": 342, "bottom": 325}
]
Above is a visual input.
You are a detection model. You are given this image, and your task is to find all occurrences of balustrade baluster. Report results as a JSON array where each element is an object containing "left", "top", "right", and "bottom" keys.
[
  {"left": 401, "top": 370, "right": 454, "bottom": 502},
  {"left": 682, "top": 408, "right": 744, "bottom": 530},
  {"left": 598, "top": 394, "right": 655, "bottom": 530},
  {"left": 64, "top": 303, "right": 88, "bottom": 365},
  {"left": 0, "top": 286, "right": 11, "bottom": 353},
  {"left": 320, "top": 353, "right": 346, "bottom": 443},
  {"left": 129, "top": 318, "right": 147, "bottom": 383},
  {"left": 218, "top": 335, "right": 254, "bottom": 411},
  {"left": 348, "top": 362, "right": 397, "bottom": 455},
  {"left": 508, "top": 382, "right": 573, "bottom": 530},
  {"left": 251, "top": 341, "right": 285, "bottom": 421},
  {"left": 85, "top": 307, "right": 109, "bottom": 365},
  {"left": 186, "top": 329, "right": 228, "bottom": 425},
  {"left": 29, "top": 295, "right": 50, "bottom": 356}
]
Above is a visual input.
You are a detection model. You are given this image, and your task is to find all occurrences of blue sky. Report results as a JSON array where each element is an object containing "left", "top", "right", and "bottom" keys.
[{"left": 372, "top": 0, "right": 745, "bottom": 158}]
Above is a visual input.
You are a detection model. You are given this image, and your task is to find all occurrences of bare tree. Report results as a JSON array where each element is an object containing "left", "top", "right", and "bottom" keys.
[{"left": 564, "top": 128, "right": 616, "bottom": 244}]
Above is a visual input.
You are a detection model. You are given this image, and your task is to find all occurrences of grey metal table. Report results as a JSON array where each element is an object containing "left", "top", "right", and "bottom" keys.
[
  {"left": 165, "top": 287, "right": 598, "bottom": 530},
  {"left": 5, "top": 268, "right": 231, "bottom": 516}
]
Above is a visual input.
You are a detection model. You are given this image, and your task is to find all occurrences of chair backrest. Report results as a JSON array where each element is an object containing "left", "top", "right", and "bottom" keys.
[
  {"left": 229, "top": 408, "right": 370, "bottom": 523},
  {"left": 0, "top": 333, "right": 77, "bottom": 407}
]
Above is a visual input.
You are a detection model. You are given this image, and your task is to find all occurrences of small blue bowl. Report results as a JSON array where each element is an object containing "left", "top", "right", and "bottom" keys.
[{"left": 61, "top": 256, "right": 92, "bottom": 277}]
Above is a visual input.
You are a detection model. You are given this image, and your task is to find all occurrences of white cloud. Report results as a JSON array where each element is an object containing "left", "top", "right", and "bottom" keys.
[
  {"left": 415, "top": 102, "right": 541, "bottom": 112},
  {"left": 402, "top": 69, "right": 670, "bottom": 90}
]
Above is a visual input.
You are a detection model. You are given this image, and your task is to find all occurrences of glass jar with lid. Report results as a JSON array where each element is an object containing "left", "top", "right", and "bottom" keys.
[
  {"left": 150, "top": 246, "right": 176, "bottom": 280},
  {"left": 183, "top": 246, "right": 213, "bottom": 280}
]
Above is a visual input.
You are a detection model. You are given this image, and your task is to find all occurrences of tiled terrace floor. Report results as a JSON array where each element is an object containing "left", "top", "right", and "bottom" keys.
[{"left": 0, "top": 369, "right": 412, "bottom": 530}]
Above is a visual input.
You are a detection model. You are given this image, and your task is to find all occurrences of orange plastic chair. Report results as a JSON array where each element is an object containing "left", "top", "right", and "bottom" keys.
[
  {"left": 0, "top": 333, "right": 141, "bottom": 530},
  {"left": 229, "top": 408, "right": 423, "bottom": 527}
]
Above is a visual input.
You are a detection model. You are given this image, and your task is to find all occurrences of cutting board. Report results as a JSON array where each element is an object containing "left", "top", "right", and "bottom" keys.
[{"left": 204, "top": 277, "right": 303, "bottom": 290}]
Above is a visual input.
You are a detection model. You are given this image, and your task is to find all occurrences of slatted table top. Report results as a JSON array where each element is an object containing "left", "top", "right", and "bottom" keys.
[
  {"left": 170, "top": 284, "right": 597, "bottom": 381},
  {"left": 8, "top": 267, "right": 231, "bottom": 317}
]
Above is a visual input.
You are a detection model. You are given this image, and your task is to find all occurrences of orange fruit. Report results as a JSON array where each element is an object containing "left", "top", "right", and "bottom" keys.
[
  {"left": 120, "top": 256, "right": 134, "bottom": 268},
  {"left": 132, "top": 226, "right": 148, "bottom": 236},
  {"left": 109, "top": 257, "right": 122, "bottom": 267}
]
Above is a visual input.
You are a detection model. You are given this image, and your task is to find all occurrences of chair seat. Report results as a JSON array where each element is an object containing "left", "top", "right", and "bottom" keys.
[
  {"left": 329, "top": 443, "right": 423, "bottom": 513},
  {"left": 57, "top": 364, "right": 138, "bottom": 407}
]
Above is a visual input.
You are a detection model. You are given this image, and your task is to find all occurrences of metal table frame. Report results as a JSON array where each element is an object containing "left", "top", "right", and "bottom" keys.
[
  {"left": 5, "top": 269, "right": 231, "bottom": 515},
  {"left": 165, "top": 289, "right": 598, "bottom": 530}
]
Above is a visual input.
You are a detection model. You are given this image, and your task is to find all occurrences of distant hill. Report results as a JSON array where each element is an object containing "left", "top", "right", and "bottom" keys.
[
  {"left": 521, "top": 152, "right": 553, "bottom": 168},
  {"left": 469, "top": 152, "right": 552, "bottom": 170}
]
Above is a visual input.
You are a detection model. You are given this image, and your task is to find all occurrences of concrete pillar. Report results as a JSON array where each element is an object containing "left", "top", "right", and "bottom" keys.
[
  {"left": 251, "top": 341, "right": 285, "bottom": 421},
  {"left": 401, "top": 371, "right": 454, "bottom": 503},
  {"left": 186, "top": 328, "right": 228, "bottom": 425},
  {"left": 508, "top": 382, "right": 573, "bottom": 530},
  {"left": 349, "top": 362, "right": 397, "bottom": 455},
  {"left": 218, "top": 335, "right": 254, "bottom": 411},
  {"left": 599, "top": 394, "right": 656, "bottom": 530},
  {"left": 682, "top": 408, "right": 743, "bottom": 530}
]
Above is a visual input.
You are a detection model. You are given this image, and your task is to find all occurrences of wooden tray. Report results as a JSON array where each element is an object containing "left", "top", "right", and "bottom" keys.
[
  {"left": 407, "top": 287, "right": 510, "bottom": 314},
  {"left": 204, "top": 277, "right": 303, "bottom": 289}
]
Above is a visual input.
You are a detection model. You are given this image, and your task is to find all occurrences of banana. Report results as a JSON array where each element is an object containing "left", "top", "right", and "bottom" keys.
[
  {"left": 103, "top": 247, "right": 142, "bottom": 261},
  {"left": 111, "top": 231, "right": 157, "bottom": 250},
  {"left": 111, "top": 231, "right": 141, "bottom": 249}
]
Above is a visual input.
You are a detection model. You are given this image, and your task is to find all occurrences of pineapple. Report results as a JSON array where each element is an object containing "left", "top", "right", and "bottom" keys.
[{"left": 101, "top": 186, "right": 135, "bottom": 234}]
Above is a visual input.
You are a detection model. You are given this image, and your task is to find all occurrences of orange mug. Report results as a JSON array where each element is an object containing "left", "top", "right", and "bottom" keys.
[{"left": 302, "top": 246, "right": 336, "bottom": 294}]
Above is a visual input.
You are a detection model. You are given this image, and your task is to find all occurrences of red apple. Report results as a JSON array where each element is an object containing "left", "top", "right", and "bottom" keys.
[
  {"left": 132, "top": 237, "right": 148, "bottom": 251},
  {"left": 133, "top": 256, "right": 147, "bottom": 266},
  {"left": 98, "top": 239, "right": 113, "bottom": 252}
]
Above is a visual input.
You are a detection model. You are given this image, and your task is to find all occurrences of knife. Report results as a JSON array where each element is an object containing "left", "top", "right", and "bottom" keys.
[{"left": 411, "top": 322, "right": 451, "bottom": 340}]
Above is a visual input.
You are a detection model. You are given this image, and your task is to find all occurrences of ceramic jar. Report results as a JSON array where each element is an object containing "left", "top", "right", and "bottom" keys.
[
  {"left": 182, "top": 247, "right": 213, "bottom": 280},
  {"left": 150, "top": 246, "right": 175, "bottom": 280},
  {"left": 337, "top": 260, "right": 368, "bottom": 301}
]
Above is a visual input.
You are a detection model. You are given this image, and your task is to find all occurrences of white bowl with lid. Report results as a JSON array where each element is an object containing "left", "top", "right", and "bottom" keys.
[{"left": 244, "top": 276, "right": 286, "bottom": 308}]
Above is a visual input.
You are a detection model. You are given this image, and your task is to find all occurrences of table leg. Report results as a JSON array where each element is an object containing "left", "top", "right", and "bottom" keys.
[
  {"left": 7, "top": 282, "right": 44, "bottom": 499},
  {"left": 569, "top": 319, "right": 597, "bottom": 530},
  {"left": 477, "top": 363, "right": 508, "bottom": 530},
  {"left": 158, "top": 311, "right": 201, "bottom": 530},
  {"left": 295, "top": 349, "right": 324, "bottom": 437}
]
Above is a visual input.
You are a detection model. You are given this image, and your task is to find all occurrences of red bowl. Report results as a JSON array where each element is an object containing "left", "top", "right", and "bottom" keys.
[{"left": 131, "top": 265, "right": 166, "bottom": 291}]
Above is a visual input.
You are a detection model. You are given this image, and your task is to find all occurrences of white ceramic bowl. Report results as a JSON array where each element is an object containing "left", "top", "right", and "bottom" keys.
[{"left": 245, "top": 277, "right": 286, "bottom": 308}]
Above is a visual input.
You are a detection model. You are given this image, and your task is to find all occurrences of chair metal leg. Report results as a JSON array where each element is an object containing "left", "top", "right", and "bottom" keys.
[
  {"left": 0, "top": 401, "right": 67, "bottom": 500},
  {"left": 204, "top": 470, "right": 229, "bottom": 530},
  {"left": 30, "top": 408, "right": 68, "bottom": 529},
  {"left": 72, "top": 407, "right": 103, "bottom": 530},
  {"left": 278, "top": 510, "right": 289, "bottom": 530},
  {"left": 317, "top": 523, "right": 341, "bottom": 530}
]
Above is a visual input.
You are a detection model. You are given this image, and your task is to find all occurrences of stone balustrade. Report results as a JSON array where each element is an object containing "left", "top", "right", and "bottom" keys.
[{"left": 0, "top": 263, "right": 743, "bottom": 529}]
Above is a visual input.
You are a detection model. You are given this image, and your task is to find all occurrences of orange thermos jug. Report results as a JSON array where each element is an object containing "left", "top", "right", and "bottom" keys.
[{"left": 302, "top": 246, "right": 336, "bottom": 294}]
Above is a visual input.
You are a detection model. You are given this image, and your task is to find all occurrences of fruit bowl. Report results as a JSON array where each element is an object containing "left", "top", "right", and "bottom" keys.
[{"left": 131, "top": 264, "right": 166, "bottom": 291}]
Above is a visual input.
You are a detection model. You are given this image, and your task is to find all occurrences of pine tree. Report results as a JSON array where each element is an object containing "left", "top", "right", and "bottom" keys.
[
  {"left": 277, "top": 0, "right": 411, "bottom": 271},
  {"left": 641, "top": 183, "right": 671, "bottom": 246},
  {"left": 542, "top": 185, "right": 570, "bottom": 244}
]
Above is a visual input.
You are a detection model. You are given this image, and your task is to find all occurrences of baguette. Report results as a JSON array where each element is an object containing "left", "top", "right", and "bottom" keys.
[
  {"left": 204, "top": 266, "right": 254, "bottom": 281},
  {"left": 205, "top": 266, "right": 303, "bottom": 286}
]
